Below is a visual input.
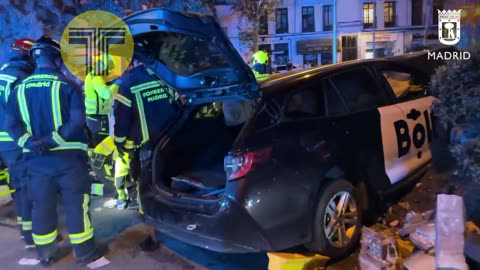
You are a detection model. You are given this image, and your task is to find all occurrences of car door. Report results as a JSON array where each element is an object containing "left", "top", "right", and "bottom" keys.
[
  {"left": 375, "top": 63, "right": 436, "bottom": 183},
  {"left": 326, "top": 66, "right": 395, "bottom": 191},
  {"left": 122, "top": 9, "right": 260, "bottom": 104}
]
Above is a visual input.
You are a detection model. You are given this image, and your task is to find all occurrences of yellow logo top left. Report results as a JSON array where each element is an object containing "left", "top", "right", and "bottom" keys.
[{"left": 60, "top": 10, "right": 134, "bottom": 82}]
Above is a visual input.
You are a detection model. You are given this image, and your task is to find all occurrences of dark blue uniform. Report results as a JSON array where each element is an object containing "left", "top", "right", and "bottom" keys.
[
  {"left": 0, "top": 59, "right": 34, "bottom": 245},
  {"left": 113, "top": 64, "right": 180, "bottom": 150},
  {"left": 5, "top": 68, "right": 96, "bottom": 260}
]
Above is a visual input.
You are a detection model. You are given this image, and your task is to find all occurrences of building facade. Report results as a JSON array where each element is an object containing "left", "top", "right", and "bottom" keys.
[{"left": 215, "top": 0, "right": 450, "bottom": 67}]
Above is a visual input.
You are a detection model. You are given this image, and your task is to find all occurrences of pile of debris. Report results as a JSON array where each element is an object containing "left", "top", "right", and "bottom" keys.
[{"left": 359, "top": 194, "right": 480, "bottom": 270}]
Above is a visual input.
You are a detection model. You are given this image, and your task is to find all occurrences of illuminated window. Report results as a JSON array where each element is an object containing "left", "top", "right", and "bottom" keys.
[
  {"left": 363, "top": 3, "right": 374, "bottom": 28},
  {"left": 302, "top": 6, "right": 315, "bottom": 32},
  {"left": 323, "top": 5, "right": 333, "bottom": 31},
  {"left": 384, "top": 2, "right": 396, "bottom": 27}
]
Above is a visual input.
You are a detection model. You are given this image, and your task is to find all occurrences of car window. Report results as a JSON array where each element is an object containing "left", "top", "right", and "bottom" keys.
[
  {"left": 143, "top": 32, "right": 231, "bottom": 76},
  {"left": 324, "top": 80, "right": 349, "bottom": 116},
  {"left": 285, "top": 86, "right": 325, "bottom": 118},
  {"left": 329, "top": 68, "right": 386, "bottom": 112},
  {"left": 381, "top": 70, "right": 430, "bottom": 101}
]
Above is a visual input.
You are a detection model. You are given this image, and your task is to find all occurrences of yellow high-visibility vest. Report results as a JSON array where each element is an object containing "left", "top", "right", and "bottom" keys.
[{"left": 84, "top": 73, "right": 119, "bottom": 115}]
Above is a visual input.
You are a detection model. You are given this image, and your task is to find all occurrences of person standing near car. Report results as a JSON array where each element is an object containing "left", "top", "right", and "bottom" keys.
[
  {"left": 4, "top": 36, "right": 100, "bottom": 266},
  {"left": 113, "top": 39, "right": 182, "bottom": 208},
  {"left": 0, "top": 38, "right": 35, "bottom": 249},
  {"left": 84, "top": 54, "right": 122, "bottom": 147},
  {"left": 113, "top": 39, "right": 182, "bottom": 158},
  {"left": 251, "top": 50, "right": 272, "bottom": 75}
]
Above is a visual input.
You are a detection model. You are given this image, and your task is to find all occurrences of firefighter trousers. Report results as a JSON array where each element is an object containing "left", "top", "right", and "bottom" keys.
[
  {"left": 0, "top": 149, "right": 33, "bottom": 245},
  {"left": 27, "top": 152, "right": 96, "bottom": 260}
]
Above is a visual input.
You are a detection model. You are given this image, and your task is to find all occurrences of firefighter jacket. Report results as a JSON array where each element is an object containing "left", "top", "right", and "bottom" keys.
[
  {"left": 84, "top": 72, "right": 120, "bottom": 116},
  {"left": 0, "top": 59, "right": 35, "bottom": 151},
  {"left": 113, "top": 65, "right": 180, "bottom": 150},
  {"left": 5, "top": 67, "right": 88, "bottom": 156}
]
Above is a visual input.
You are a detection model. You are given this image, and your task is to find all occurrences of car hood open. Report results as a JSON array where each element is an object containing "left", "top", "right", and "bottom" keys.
[{"left": 122, "top": 8, "right": 260, "bottom": 104}]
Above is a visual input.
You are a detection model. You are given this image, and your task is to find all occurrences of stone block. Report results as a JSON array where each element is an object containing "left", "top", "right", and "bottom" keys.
[{"left": 435, "top": 194, "right": 468, "bottom": 270}]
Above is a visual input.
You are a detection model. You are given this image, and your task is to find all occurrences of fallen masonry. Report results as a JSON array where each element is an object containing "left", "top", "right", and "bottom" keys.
[{"left": 359, "top": 194, "right": 479, "bottom": 270}]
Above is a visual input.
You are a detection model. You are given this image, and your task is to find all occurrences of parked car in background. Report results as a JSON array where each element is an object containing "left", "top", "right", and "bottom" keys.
[{"left": 122, "top": 8, "right": 450, "bottom": 259}]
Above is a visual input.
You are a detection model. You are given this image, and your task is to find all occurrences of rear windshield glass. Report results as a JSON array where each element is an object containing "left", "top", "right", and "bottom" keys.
[{"left": 140, "top": 32, "right": 231, "bottom": 76}]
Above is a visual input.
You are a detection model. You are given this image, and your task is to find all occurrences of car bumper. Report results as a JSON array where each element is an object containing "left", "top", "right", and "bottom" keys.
[{"left": 141, "top": 189, "right": 272, "bottom": 253}]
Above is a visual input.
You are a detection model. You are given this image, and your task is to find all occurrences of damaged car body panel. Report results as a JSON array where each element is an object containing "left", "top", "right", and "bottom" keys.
[{"left": 124, "top": 8, "right": 451, "bottom": 258}]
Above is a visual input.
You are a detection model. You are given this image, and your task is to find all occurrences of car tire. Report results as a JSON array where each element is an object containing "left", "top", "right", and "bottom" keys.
[{"left": 305, "top": 179, "right": 363, "bottom": 260}]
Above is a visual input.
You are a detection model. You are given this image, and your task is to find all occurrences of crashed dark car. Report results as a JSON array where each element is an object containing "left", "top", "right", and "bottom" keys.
[{"left": 123, "top": 8, "right": 448, "bottom": 259}]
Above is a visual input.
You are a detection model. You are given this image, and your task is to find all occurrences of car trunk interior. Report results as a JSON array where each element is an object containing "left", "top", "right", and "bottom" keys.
[{"left": 155, "top": 99, "right": 255, "bottom": 197}]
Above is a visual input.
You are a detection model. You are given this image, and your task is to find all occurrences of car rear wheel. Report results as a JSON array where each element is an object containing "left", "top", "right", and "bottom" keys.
[{"left": 305, "top": 179, "right": 362, "bottom": 259}]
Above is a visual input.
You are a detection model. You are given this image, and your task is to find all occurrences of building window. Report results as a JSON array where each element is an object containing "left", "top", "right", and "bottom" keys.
[
  {"left": 273, "top": 43, "right": 289, "bottom": 66},
  {"left": 342, "top": 36, "right": 357, "bottom": 61},
  {"left": 276, "top": 8, "right": 288, "bottom": 34},
  {"left": 411, "top": 0, "right": 423, "bottom": 25},
  {"left": 302, "top": 6, "right": 315, "bottom": 32},
  {"left": 363, "top": 3, "right": 374, "bottom": 28},
  {"left": 321, "top": 53, "right": 332, "bottom": 65},
  {"left": 323, "top": 5, "right": 333, "bottom": 31},
  {"left": 303, "top": 54, "right": 318, "bottom": 67},
  {"left": 384, "top": 2, "right": 396, "bottom": 27},
  {"left": 259, "top": 15, "right": 268, "bottom": 35}
]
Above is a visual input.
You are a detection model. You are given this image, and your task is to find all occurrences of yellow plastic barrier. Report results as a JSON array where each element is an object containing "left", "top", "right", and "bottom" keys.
[{"left": 267, "top": 252, "right": 330, "bottom": 270}]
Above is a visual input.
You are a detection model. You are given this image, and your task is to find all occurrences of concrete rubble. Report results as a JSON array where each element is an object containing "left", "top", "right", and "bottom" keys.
[
  {"left": 360, "top": 194, "right": 477, "bottom": 270},
  {"left": 399, "top": 209, "right": 434, "bottom": 237},
  {"left": 359, "top": 227, "right": 399, "bottom": 270}
]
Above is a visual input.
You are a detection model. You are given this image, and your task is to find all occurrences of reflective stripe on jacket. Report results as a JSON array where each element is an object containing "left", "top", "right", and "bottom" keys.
[
  {"left": 5, "top": 68, "right": 88, "bottom": 154},
  {"left": 113, "top": 63, "right": 180, "bottom": 148},
  {"left": 0, "top": 60, "right": 34, "bottom": 151}
]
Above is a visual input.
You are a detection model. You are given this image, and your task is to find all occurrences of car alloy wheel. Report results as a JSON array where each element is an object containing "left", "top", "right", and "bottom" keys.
[{"left": 323, "top": 191, "right": 359, "bottom": 248}]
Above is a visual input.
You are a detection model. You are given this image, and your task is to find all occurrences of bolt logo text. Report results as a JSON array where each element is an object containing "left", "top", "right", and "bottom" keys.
[{"left": 394, "top": 109, "right": 433, "bottom": 159}]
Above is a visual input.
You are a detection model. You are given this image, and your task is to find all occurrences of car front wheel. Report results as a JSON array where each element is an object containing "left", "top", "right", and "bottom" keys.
[{"left": 305, "top": 179, "right": 363, "bottom": 259}]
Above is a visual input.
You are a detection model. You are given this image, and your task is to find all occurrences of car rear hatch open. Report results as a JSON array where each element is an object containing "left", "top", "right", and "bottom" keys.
[{"left": 122, "top": 8, "right": 260, "bottom": 104}]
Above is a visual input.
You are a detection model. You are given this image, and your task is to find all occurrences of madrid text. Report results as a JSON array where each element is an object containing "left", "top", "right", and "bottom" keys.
[{"left": 428, "top": 51, "right": 471, "bottom": 60}]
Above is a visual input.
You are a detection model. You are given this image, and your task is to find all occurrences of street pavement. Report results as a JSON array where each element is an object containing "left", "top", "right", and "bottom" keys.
[
  {"left": 0, "top": 195, "right": 359, "bottom": 270},
  {"left": 0, "top": 198, "right": 208, "bottom": 270}
]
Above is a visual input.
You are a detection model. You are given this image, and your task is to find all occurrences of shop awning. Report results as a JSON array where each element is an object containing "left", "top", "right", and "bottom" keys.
[{"left": 296, "top": 38, "right": 341, "bottom": 54}]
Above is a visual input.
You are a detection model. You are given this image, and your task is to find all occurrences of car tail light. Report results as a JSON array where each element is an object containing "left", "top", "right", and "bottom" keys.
[{"left": 224, "top": 147, "right": 272, "bottom": 181}]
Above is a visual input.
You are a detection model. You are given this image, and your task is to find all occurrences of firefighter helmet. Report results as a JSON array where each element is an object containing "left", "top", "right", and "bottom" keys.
[
  {"left": 11, "top": 38, "right": 35, "bottom": 55},
  {"left": 30, "top": 36, "right": 61, "bottom": 58},
  {"left": 133, "top": 39, "right": 154, "bottom": 64}
]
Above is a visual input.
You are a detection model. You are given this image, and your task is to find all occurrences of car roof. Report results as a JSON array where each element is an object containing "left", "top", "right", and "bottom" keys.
[{"left": 258, "top": 50, "right": 440, "bottom": 95}]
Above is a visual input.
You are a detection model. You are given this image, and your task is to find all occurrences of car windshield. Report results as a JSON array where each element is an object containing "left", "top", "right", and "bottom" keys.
[{"left": 140, "top": 32, "right": 232, "bottom": 76}]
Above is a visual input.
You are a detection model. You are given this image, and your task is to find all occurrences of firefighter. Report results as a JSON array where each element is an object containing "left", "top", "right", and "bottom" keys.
[
  {"left": 0, "top": 38, "right": 35, "bottom": 248},
  {"left": 251, "top": 50, "right": 272, "bottom": 75},
  {"left": 115, "top": 39, "right": 182, "bottom": 252},
  {"left": 113, "top": 39, "right": 182, "bottom": 208},
  {"left": 84, "top": 53, "right": 122, "bottom": 146},
  {"left": 4, "top": 36, "right": 100, "bottom": 266},
  {"left": 91, "top": 136, "right": 132, "bottom": 209}
]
